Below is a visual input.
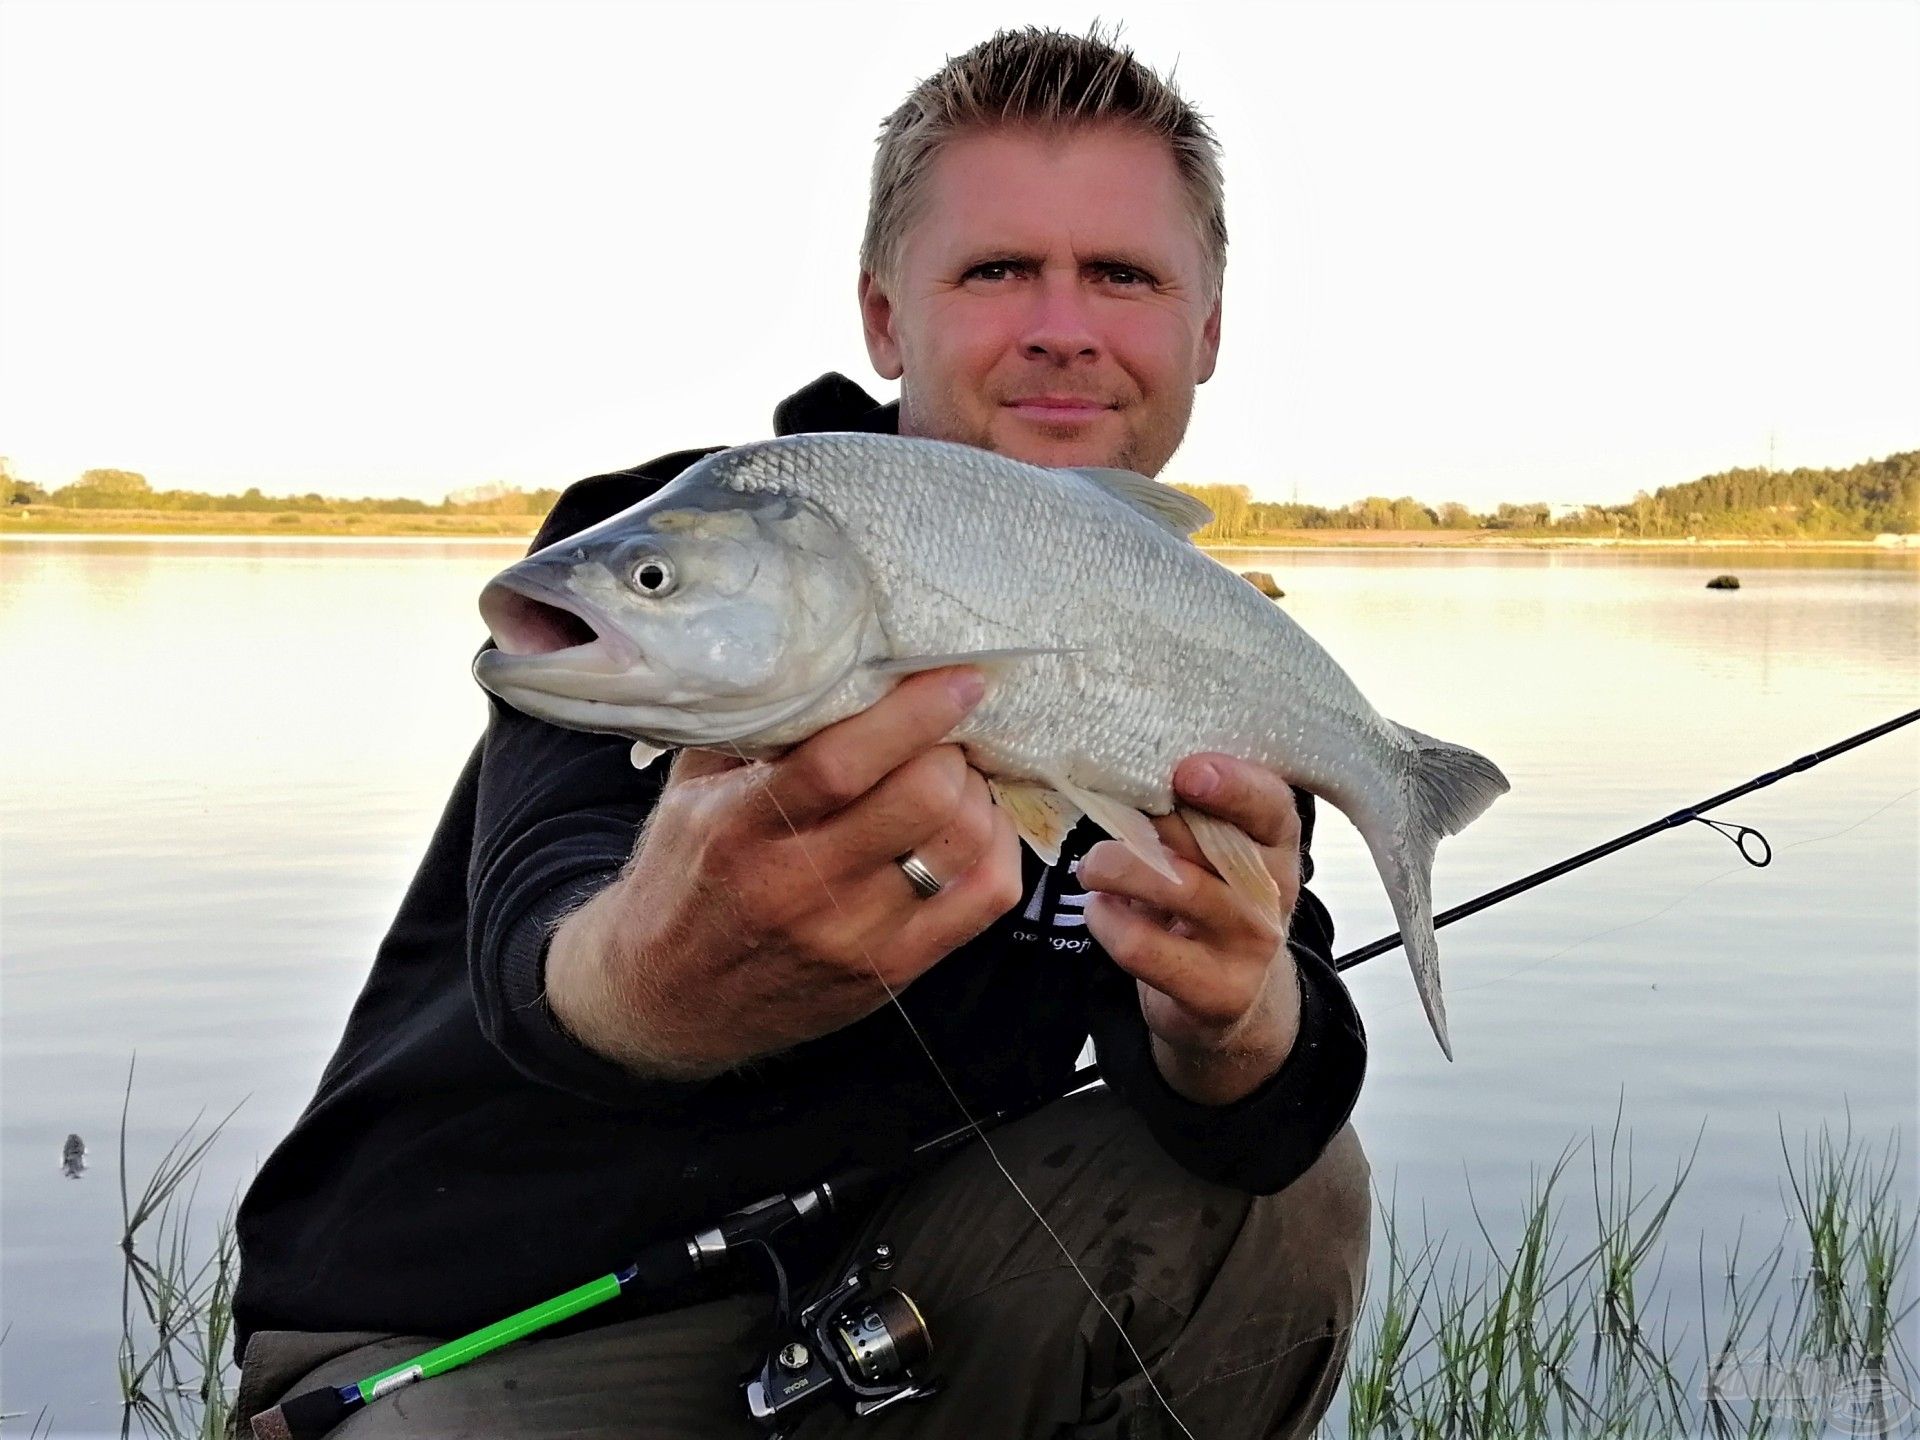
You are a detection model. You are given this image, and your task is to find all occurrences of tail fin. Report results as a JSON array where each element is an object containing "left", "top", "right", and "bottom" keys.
[
  {"left": 1401, "top": 724, "right": 1510, "bottom": 842},
  {"left": 1362, "top": 726, "right": 1510, "bottom": 1061}
]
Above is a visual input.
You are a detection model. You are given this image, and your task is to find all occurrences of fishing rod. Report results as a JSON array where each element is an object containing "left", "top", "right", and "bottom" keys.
[
  {"left": 1333, "top": 707, "right": 1920, "bottom": 971},
  {"left": 252, "top": 710, "right": 1916, "bottom": 1439},
  {"left": 249, "top": 1086, "right": 1071, "bottom": 1440}
]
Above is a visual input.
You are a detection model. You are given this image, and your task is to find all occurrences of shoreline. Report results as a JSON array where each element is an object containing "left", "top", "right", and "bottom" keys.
[
  {"left": 1210, "top": 534, "right": 1917, "bottom": 553},
  {"left": 0, "top": 509, "right": 538, "bottom": 540},
  {"left": 2, "top": 512, "right": 1911, "bottom": 553},
  {"left": 0, "top": 530, "right": 529, "bottom": 546}
]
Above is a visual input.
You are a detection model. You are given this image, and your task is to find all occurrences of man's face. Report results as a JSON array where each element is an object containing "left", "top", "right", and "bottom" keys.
[{"left": 859, "top": 124, "right": 1222, "bottom": 478}]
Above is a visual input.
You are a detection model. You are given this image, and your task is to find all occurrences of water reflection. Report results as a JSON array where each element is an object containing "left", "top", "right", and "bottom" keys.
[{"left": 1, "top": 539, "right": 1914, "bottom": 1419}]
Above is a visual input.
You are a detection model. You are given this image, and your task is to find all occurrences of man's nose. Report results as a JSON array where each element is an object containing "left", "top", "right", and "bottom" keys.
[{"left": 1019, "top": 274, "right": 1100, "bottom": 363}]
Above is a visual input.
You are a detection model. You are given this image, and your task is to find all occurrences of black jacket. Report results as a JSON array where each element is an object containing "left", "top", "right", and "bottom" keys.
[{"left": 232, "top": 373, "right": 1366, "bottom": 1351}]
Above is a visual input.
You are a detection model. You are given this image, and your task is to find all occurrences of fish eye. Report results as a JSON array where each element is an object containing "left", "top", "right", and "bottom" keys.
[{"left": 630, "top": 555, "right": 676, "bottom": 596}]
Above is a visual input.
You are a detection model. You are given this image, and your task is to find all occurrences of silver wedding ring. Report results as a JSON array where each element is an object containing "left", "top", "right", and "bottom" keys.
[{"left": 896, "top": 852, "right": 943, "bottom": 900}]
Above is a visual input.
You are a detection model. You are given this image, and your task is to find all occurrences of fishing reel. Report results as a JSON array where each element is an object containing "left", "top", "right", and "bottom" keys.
[{"left": 743, "top": 1242, "right": 937, "bottom": 1436}]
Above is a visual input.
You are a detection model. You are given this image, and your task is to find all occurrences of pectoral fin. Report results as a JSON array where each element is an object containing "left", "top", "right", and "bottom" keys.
[
  {"left": 987, "top": 780, "right": 1082, "bottom": 866},
  {"left": 1055, "top": 780, "right": 1180, "bottom": 882},
  {"left": 866, "top": 646, "right": 1076, "bottom": 677},
  {"left": 1179, "top": 806, "right": 1286, "bottom": 934}
]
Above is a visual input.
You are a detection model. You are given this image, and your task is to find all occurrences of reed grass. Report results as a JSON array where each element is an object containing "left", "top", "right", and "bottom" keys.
[
  {"left": 114, "top": 1060, "right": 242, "bottom": 1440},
  {"left": 99, "top": 1076, "right": 1913, "bottom": 1440},
  {"left": 1333, "top": 1111, "right": 1918, "bottom": 1439}
]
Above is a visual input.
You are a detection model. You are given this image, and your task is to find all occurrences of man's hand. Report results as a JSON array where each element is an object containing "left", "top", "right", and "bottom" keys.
[
  {"left": 1078, "top": 754, "right": 1305, "bottom": 1106},
  {"left": 545, "top": 667, "right": 1023, "bottom": 1079}
]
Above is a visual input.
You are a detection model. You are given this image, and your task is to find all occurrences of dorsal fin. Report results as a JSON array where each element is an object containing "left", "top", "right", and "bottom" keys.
[{"left": 1068, "top": 467, "right": 1214, "bottom": 537}]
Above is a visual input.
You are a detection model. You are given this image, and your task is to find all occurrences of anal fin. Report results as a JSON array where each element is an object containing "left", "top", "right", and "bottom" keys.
[
  {"left": 1055, "top": 780, "right": 1180, "bottom": 882},
  {"left": 1179, "top": 807, "right": 1285, "bottom": 936},
  {"left": 987, "top": 780, "right": 1082, "bottom": 866},
  {"left": 630, "top": 740, "right": 666, "bottom": 770}
]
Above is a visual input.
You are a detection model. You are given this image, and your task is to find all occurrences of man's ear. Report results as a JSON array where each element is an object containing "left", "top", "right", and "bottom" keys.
[
  {"left": 1197, "top": 292, "right": 1223, "bottom": 385},
  {"left": 858, "top": 271, "right": 905, "bottom": 381}
]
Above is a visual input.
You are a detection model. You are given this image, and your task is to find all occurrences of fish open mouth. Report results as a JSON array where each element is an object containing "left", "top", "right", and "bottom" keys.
[
  {"left": 482, "top": 581, "right": 599, "bottom": 655},
  {"left": 478, "top": 575, "right": 639, "bottom": 671}
]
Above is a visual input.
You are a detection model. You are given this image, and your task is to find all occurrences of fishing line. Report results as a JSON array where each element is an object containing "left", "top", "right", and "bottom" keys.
[
  {"left": 682, "top": 711, "right": 1911, "bottom": 1429},
  {"left": 722, "top": 739, "right": 1202, "bottom": 1440}
]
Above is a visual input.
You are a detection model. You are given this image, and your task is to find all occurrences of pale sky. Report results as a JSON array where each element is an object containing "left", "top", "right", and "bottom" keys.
[{"left": 1, "top": 0, "right": 1914, "bottom": 510}]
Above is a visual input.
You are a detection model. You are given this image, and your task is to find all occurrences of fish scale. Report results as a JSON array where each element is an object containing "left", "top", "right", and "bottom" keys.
[
  {"left": 474, "top": 431, "right": 1511, "bottom": 1055},
  {"left": 718, "top": 435, "right": 1407, "bottom": 818}
]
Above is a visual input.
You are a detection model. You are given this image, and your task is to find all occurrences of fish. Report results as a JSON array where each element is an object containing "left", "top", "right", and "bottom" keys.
[{"left": 473, "top": 432, "right": 1510, "bottom": 1057}]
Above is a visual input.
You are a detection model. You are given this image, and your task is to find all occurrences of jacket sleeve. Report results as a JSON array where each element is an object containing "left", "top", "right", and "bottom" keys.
[
  {"left": 466, "top": 695, "right": 695, "bottom": 1104},
  {"left": 464, "top": 455, "right": 726, "bottom": 1105},
  {"left": 1085, "top": 792, "right": 1368, "bottom": 1195}
]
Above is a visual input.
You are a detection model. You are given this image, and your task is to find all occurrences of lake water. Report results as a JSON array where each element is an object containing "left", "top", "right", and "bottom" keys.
[{"left": 2, "top": 538, "right": 1916, "bottom": 1432}]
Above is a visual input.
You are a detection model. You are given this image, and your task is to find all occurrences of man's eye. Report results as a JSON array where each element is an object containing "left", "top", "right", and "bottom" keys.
[
  {"left": 1103, "top": 267, "right": 1151, "bottom": 286},
  {"left": 964, "top": 261, "right": 1020, "bottom": 282}
]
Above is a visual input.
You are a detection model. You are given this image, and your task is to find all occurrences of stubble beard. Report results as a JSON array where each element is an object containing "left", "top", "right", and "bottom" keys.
[{"left": 898, "top": 380, "right": 1191, "bottom": 478}]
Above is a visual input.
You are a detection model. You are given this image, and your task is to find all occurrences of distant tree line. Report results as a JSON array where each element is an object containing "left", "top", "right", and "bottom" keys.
[
  {"left": 4, "top": 450, "right": 1914, "bottom": 537},
  {"left": 1172, "top": 450, "right": 1916, "bottom": 541},
  {"left": 1173, "top": 483, "right": 1482, "bottom": 541},
  {"left": 1615, "top": 451, "right": 1916, "bottom": 537},
  {"left": 1, "top": 462, "right": 563, "bottom": 518}
]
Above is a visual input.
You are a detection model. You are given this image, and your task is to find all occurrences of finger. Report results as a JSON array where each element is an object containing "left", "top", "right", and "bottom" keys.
[
  {"left": 808, "top": 747, "right": 980, "bottom": 877},
  {"left": 1171, "top": 754, "right": 1302, "bottom": 851},
  {"left": 894, "top": 802, "right": 1025, "bottom": 968},
  {"left": 887, "top": 768, "right": 999, "bottom": 895},
  {"left": 1149, "top": 810, "right": 1204, "bottom": 868},
  {"left": 1083, "top": 893, "right": 1257, "bottom": 1029},
  {"left": 781, "top": 767, "right": 1001, "bottom": 966},
  {"left": 1077, "top": 838, "right": 1278, "bottom": 952},
  {"left": 751, "top": 668, "right": 987, "bottom": 828}
]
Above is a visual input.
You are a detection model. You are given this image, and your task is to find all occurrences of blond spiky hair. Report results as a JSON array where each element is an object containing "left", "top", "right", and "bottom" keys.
[{"left": 861, "top": 25, "right": 1227, "bottom": 300}]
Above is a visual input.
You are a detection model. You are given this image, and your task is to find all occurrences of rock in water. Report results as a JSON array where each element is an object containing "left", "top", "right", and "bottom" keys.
[{"left": 1241, "top": 569, "right": 1285, "bottom": 599}]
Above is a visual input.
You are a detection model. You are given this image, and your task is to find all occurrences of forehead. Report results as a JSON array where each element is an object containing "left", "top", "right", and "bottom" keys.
[{"left": 904, "top": 125, "right": 1204, "bottom": 273}]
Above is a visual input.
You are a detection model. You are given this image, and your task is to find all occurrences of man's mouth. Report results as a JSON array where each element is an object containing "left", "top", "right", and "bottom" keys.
[{"left": 1003, "top": 396, "right": 1117, "bottom": 425}]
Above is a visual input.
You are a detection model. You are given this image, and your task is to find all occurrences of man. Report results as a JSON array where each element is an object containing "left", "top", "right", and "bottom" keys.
[{"left": 234, "top": 27, "right": 1371, "bottom": 1439}]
